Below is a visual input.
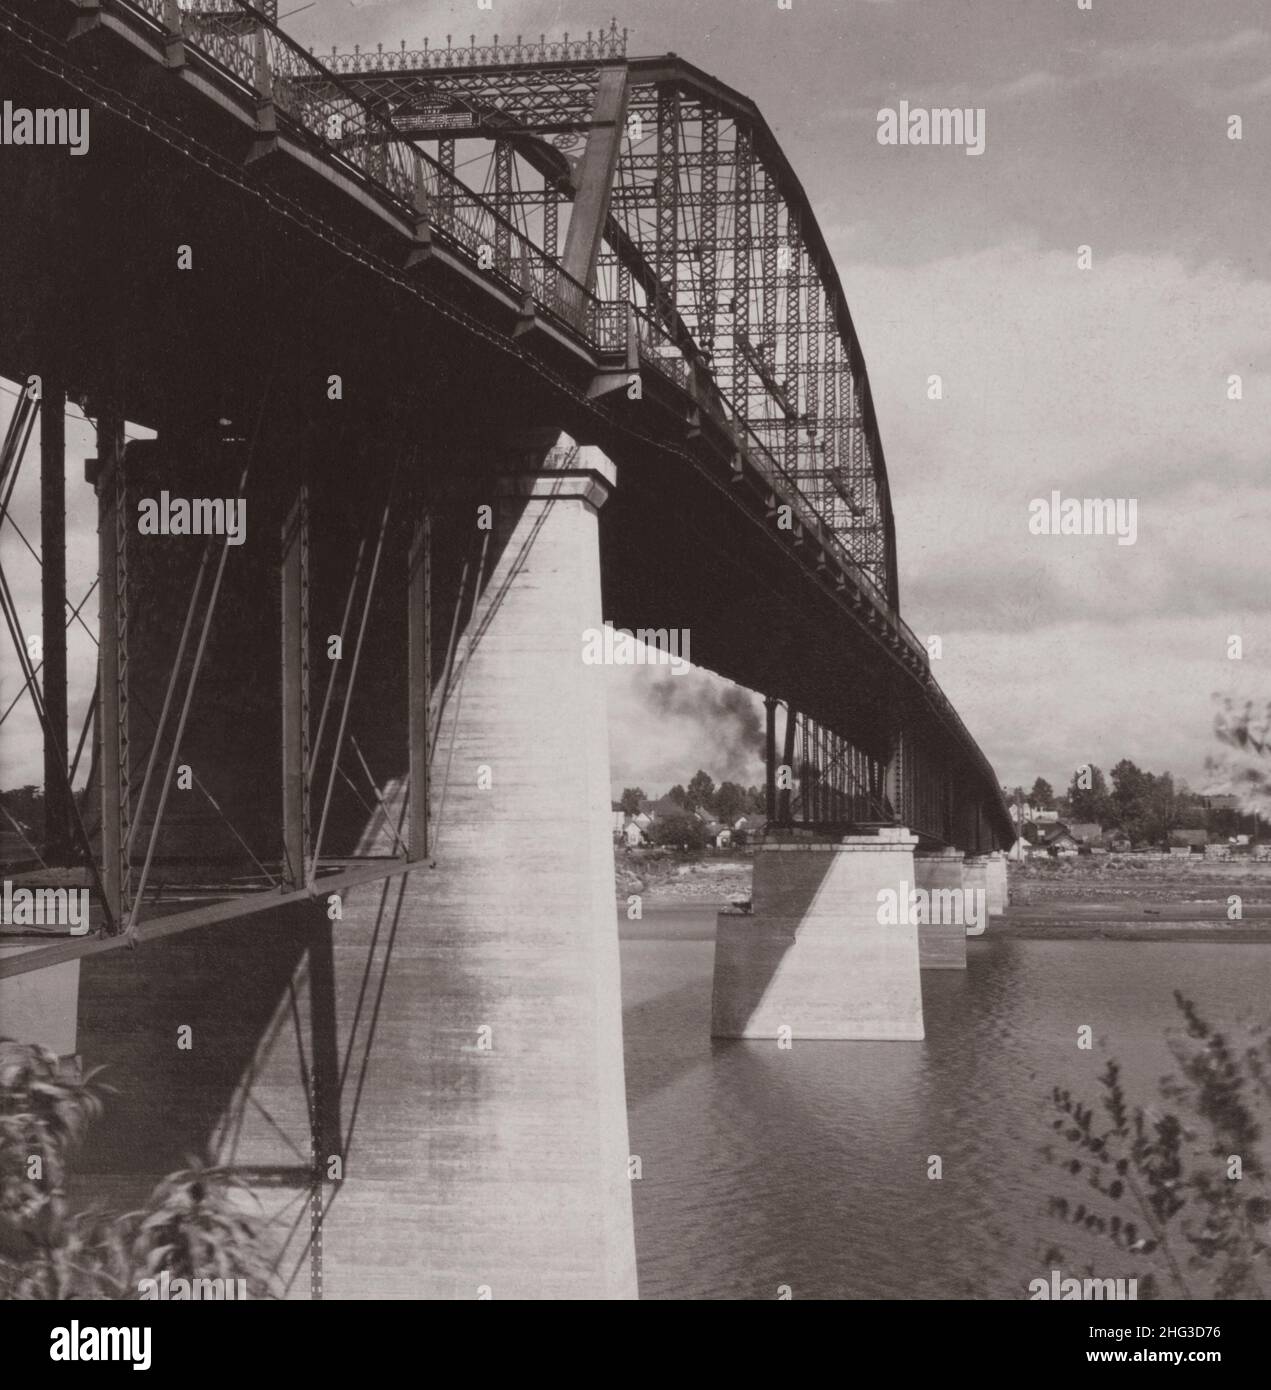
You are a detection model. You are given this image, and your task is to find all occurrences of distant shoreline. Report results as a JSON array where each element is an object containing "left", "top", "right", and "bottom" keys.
[{"left": 616, "top": 849, "right": 1271, "bottom": 941}]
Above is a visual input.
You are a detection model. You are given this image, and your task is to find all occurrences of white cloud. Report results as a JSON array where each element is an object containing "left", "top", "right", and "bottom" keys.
[{"left": 824, "top": 240, "right": 1271, "bottom": 784}]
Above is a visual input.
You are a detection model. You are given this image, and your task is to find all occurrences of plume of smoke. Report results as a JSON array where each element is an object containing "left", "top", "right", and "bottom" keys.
[
  {"left": 1205, "top": 695, "right": 1271, "bottom": 817},
  {"left": 645, "top": 673, "right": 765, "bottom": 786}
]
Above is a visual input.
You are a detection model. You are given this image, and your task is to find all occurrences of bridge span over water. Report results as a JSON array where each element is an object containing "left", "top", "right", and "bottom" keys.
[{"left": 0, "top": 1, "right": 1012, "bottom": 1297}]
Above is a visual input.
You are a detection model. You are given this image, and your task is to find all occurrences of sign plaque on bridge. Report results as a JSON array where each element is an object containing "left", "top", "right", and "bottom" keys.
[{"left": 392, "top": 103, "right": 476, "bottom": 136}]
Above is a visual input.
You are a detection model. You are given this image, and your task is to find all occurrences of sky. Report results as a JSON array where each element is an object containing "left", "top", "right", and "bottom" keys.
[{"left": 2, "top": 0, "right": 1268, "bottom": 809}]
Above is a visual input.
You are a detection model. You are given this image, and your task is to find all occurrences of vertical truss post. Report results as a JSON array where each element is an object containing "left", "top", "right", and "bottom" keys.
[
  {"left": 807, "top": 283, "right": 821, "bottom": 442},
  {"left": 886, "top": 728, "right": 905, "bottom": 827},
  {"left": 281, "top": 485, "right": 311, "bottom": 890},
  {"left": 807, "top": 718, "right": 817, "bottom": 823},
  {"left": 654, "top": 83, "right": 680, "bottom": 332},
  {"left": 494, "top": 140, "right": 512, "bottom": 274},
  {"left": 777, "top": 699, "right": 796, "bottom": 825},
  {"left": 698, "top": 106, "right": 719, "bottom": 353},
  {"left": 806, "top": 718, "right": 816, "bottom": 825},
  {"left": 826, "top": 328, "right": 839, "bottom": 514},
  {"left": 543, "top": 184, "right": 558, "bottom": 261},
  {"left": 407, "top": 503, "right": 431, "bottom": 861},
  {"left": 761, "top": 173, "right": 778, "bottom": 367},
  {"left": 817, "top": 723, "right": 827, "bottom": 825},
  {"left": 799, "top": 715, "right": 810, "bottom": 827},
  {"left": 95, "top": 413, "right": 129, "bottom": 920},
  {"left": 826, "top": 729, "right": 835, "bottom": 824},
  {"left": 784, "top": 215, "right": 800, "bottom": 476},
  {"left": 763, "top": 695, "right": 777, "bottom": 821},
  {"left": 732, "top": 124, "right": 752, "bottom": 389},
  {"left": 40, "top": 373, "right": 69, "bottom": 862},
  {"left": 438, "top": 136, "right": 455, "bottom": 225}
]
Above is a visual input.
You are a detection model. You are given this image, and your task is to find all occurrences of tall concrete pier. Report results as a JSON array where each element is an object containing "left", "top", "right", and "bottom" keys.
[
  {"left": 711, "top": 828, "right": 925, "bottom": 1041},
  {"left": 913, "top": 848, "right": 968, "bottom": 970},
  {"left": 315, "top": 436, "right": 637, "bottom": 1298}
]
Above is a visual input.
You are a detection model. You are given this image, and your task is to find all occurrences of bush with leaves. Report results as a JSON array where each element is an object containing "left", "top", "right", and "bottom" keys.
[
  {"left": 0, "top": 1039, "right": 276, "bottom": 1299},
  {"left": 1042, "top": 994, "right": 1271, "bottom": 1298}
]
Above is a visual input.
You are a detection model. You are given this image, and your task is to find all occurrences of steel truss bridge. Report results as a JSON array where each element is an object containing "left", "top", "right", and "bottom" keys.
[{"left": 0, "top": 0, "right": 1011, "bottom": 982}]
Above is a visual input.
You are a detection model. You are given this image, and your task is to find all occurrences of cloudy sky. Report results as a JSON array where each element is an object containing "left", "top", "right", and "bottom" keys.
[{"left": 2, "top": 0, "right": 1268, "bottom": 809}]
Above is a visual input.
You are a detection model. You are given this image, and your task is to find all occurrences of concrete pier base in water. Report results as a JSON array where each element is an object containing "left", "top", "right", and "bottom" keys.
[
  {"left": 963, "top": 854, "right": 990, "bottom": 923},
  {"left": 985, "top": 851, "right": 1008, "bottom": 915},
  {"left": 711, "top": 828, "right": 924, "bottom": 1040},
  {"left": 913, "top": 848, "right": 967, "bottom": 970}
]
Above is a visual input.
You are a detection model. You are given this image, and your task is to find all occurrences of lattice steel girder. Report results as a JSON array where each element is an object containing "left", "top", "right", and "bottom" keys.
[
  {"left": 293, "top": 43, "right": 899, "bottom": 600},
  {"left": 653, "top": 83, "right": 680, "bottom": 329},
  {"left": 761, "top": 173, "right": 779, "bottom": 368},
  {"left": 696, "top": 106, "right": 719, "bottom": 351},
  {"left": 494, "top": 139, "right": 512, "bottom": 267}
]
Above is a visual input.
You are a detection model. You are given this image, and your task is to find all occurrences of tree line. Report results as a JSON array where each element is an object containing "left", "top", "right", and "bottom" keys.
[{"left": 1011, "top": 761, "right": 1258, "bottom": 847}]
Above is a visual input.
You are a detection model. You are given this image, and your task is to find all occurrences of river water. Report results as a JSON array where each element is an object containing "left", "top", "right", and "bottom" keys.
[{"left": 620, "top": 906, "right": 1271, "bottom": 1300}]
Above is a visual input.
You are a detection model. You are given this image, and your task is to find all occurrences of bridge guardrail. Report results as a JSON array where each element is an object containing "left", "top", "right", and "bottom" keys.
[
  {"left": 322, "top": 25, "right": 628, "bottom": 74},
  {"left": 125, "top": 1, "right": 602, "bottom": 341}
]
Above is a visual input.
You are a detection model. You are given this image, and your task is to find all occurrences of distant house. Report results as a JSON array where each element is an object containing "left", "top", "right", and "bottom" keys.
[
  {"left": 1041, "top": 826, "right": 1078, "bottom": 855},
  {"left": 1200, "top": 794, "right": 1241, "bottom": 812},
  {"left": 1169, "top": 829, "right": 1208, "bottom": 851},
  {"left": 1067, "top": 821, "right": 1103, "bottom": 846},
  {"left": 1102, "top": 829, "right": 1131, "bottom": 851},
  {"left": 700, "top": 819, "right": 732, "bottom": 848},
  {"left": 621, "top": 818, "right": 646, "bottom": 848},
  {"left": 642, "top": 795, "right": 684, "bottom": 819},
  {"left": 733, "top": 815, "right": 767, "bottom": 846},
  {"left": 1008, "top": 801, "right": 1060, "bottom": 830}
]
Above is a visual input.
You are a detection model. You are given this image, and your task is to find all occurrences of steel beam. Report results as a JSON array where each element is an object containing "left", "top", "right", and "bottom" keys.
[
  {"left": 0, "top": 858, "right": 414, "bottom": 982},
  {"left": 764, "top": 695, "right": 777, "bottom": 821},
  {"left": 561, "top": 66, "right": 628, "bottom": 291},
  {"left": 94, "top": 413, "right": 129, "bottom": 920},
  {"left": 40, "top": 375, "right": 69, "bottom": 862},
  {"left": 281, "top": 484, "right": 311, "bottom": 890},
  {"left": 407, "top": 505, "right": 431, "bottom": 861}
]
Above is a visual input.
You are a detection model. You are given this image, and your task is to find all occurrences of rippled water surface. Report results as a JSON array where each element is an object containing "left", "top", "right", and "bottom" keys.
[{"left": 620, "top": 907, "right": 1271, "bottom": 1300}]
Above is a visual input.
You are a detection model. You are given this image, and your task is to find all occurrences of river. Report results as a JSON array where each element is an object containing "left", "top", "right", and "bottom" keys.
[{"left": 620, "top": 905, "right": 1271, "bottom": 1299}]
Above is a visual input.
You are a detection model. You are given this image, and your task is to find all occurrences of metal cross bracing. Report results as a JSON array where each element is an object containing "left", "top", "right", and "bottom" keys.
[
  {"left": 0, "top": 397, "right": 469, "bottom": 980},
  {"left": 307, "top": 51, "right": 897, "bottom": 601},
  {"left": 761, "top": 699, "right": 961, "bottom": 846}
]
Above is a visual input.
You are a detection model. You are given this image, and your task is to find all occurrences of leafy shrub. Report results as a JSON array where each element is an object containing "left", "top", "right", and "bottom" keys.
[
  {"left": 0, "top": 1039, "right": 275, "bottom": 1299},
  {"left": 1043, "top": 995, "right": 1270, "bottom": 1298}
]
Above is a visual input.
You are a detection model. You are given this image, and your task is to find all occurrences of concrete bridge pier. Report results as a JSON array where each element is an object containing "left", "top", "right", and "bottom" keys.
[
  {"left": 711, "top": 828, "right": 924, "bottom": 1040},
  {"left": 313, "top": 432, "right": 637, "bottom": 1299},
  {"left": 913, "top": 848, "right": 967, "bottom": 970},
  {"left": 986, "top": 851, "right": 1008, "bottom": 915},
  {"left": 962, "top": 854, "right": 990, "bottom": 927}
]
